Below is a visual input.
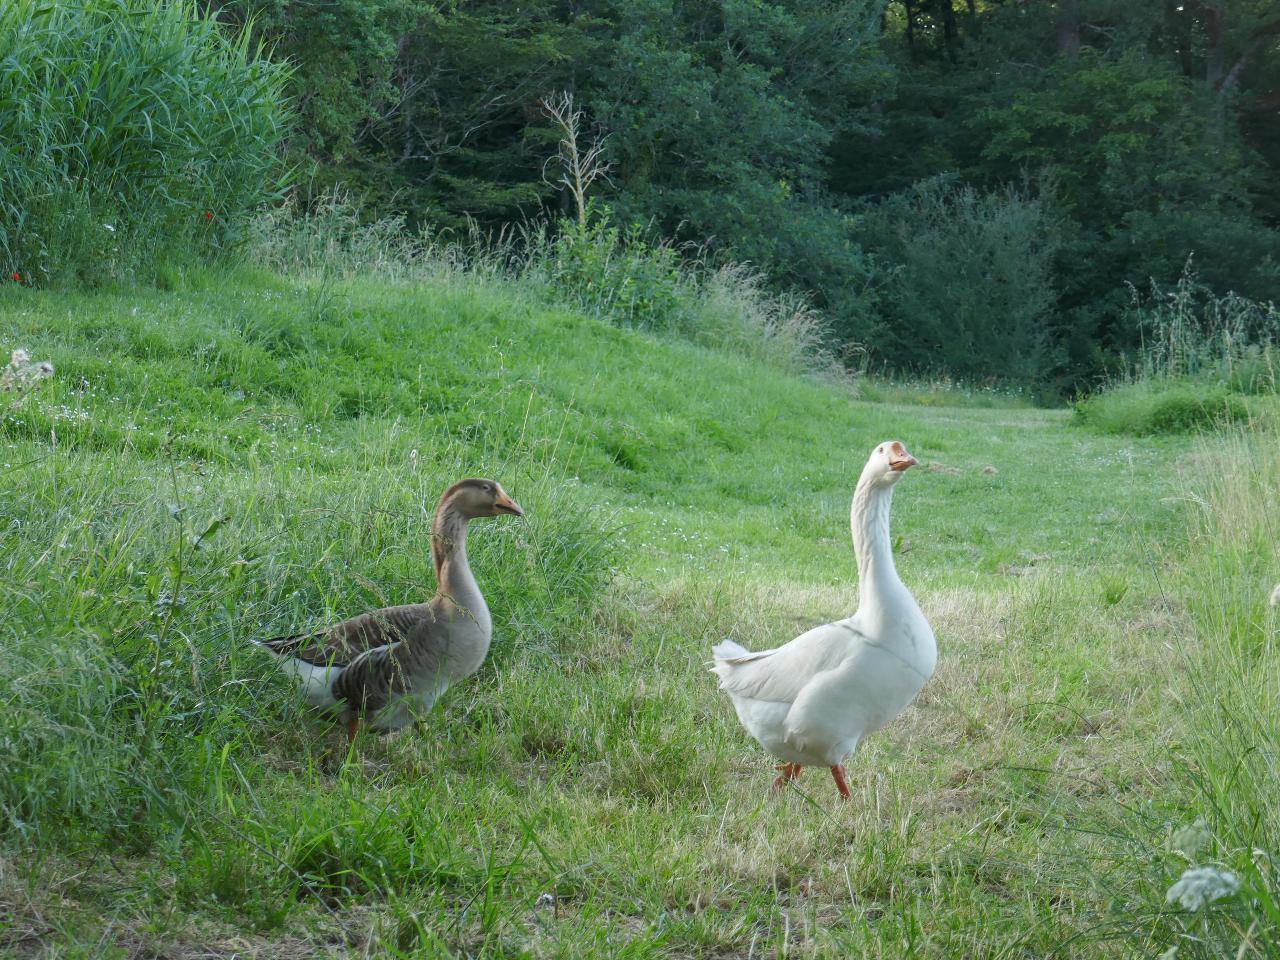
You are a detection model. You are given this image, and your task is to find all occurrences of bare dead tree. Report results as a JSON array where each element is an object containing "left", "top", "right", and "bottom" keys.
[{"left": 541, "top": 91, "right": 612, "bottom": 227}]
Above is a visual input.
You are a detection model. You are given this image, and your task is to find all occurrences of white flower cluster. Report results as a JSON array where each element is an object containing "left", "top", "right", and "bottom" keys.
[
  {"left": 1165, "top": 865, "right": 1239, "bottom": 911},
  {"left": 1169, "top": 817, "right": 1212, "bottom": 859},
  {"left": 1, "top": 347, "right": 55, "bottom": 393}
]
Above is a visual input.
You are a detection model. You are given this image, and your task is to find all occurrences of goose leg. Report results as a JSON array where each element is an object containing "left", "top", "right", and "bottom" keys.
[
  {"left": 346, "top": 714, "right": 360, "bottom": 745},
  {"left": 829, "top": 765, "right": 852, "bottom": 800},
  {"left": 772, "top": 763, "right": 802, "bottom": 791}
]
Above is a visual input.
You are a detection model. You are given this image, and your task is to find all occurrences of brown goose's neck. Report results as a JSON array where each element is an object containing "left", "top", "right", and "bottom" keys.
[
  {"left": 431, "top": 500, "right": 471, "bottom": 589},
  {"left": 425, "top": 494, "right": 493, "bottom": 678}
]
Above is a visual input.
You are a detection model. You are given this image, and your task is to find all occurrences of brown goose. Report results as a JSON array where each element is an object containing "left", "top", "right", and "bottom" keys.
[{"left": 256, "top": 478, "right": 523, "bottom": 741}]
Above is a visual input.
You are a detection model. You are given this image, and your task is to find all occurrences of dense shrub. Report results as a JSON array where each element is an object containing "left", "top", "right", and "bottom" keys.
[
  {"left": 0, "top": 0, "right": 290, "bottom": 286},
  {"left": 852, "top": 179, "right": 1059, "bottom": 384}
]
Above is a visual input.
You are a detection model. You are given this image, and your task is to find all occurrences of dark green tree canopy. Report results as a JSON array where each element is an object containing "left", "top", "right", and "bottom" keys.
[{"left": 209, "top": 0, "right": 1280, "bottom": 391}]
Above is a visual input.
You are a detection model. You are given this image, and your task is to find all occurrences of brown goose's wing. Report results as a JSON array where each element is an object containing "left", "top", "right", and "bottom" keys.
[
  {"left": 331, "top": 609, "right": 453, "bottom": 718},
  {"left": 259, "top": 603, "right": 437, "bottom": 668}
]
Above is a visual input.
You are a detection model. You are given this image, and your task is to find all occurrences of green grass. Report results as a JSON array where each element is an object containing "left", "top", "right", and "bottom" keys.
[
  {"left": 0, "top": 267, "right": 1259, "bottom": 957},
  {"left": 1072, "top": 378, "right": 1270, "bottom": 435},
  {"left": 0, "top": 0, "right": 289, "bottom": 286}
]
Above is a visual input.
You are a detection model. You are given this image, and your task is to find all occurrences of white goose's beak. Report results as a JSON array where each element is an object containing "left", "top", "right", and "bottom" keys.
[{"left": 888, "top": 442, "right": 917, "bottom": 472}]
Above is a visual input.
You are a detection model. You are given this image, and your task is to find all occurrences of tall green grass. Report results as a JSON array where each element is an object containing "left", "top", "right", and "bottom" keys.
[
  {"left": 0, "top": 282, "right": 617, "bottom": 850},
  {"left": 0, "top": 0, "right": 290, "bottom": 287},
  {"left": 1044, "top": 426, "right": 1280, "bottom": 958},
  {"left": 248, "top": 193, "right": 842, "bottom": 378},
  {"left": 1075, "top": 264, "right": 1279, "bottom": 435},
  {"left": 1153, "top": 429, "right": 1280, "bottom": 957}
]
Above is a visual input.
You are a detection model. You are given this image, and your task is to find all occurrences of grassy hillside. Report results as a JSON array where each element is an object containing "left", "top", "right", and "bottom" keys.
[{"left": 0, "top": 269, "right": 1265, "bottom": 957}]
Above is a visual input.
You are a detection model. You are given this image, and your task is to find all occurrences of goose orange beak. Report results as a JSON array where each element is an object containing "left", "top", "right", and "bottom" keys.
[
  {"left": 888, "top": 443, "right": 917, "bottom": 472},
  {"left": 494, "top": 491, "right": 524, "bottom": 516}
]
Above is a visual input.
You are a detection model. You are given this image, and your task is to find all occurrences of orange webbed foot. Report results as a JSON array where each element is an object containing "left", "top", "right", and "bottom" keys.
[{"left": 771, "top": 763, "right": 802, "bottom": 792}]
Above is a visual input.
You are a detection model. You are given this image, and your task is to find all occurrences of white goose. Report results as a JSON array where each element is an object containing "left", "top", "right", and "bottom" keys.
[{"left": 712, "top": 441, "right": 936, "bottom": 799}]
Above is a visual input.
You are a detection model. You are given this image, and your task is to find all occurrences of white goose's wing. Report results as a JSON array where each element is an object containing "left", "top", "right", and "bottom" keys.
[
  {"left": 782, "top": 625, "right": 932, "bottom": 755},
  {"left": 711, "top": 621, "right": 856, "bottom": 705}
]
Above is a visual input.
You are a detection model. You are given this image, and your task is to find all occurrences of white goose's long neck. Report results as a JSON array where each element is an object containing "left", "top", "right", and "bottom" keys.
[
  {"left": 851, "top": 479, "right": 916, "bottom": 629},
  {"left": 432, "top": 507, "right": 492, "bottom": 639}
]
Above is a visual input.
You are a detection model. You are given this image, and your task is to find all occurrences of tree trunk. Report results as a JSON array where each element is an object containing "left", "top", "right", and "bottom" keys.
[
  {"left": 1166, "top": 0, "right": 1194, "bottom": 76},
  {"left": 1056, "top": 0, "right": 1080, "bottom": 61},
  {"left": 1204, "top": 7, "right": 1225, "bottom": 91},
  {"left": 940, "top": 0, "right": 958, "bottom": 64}
]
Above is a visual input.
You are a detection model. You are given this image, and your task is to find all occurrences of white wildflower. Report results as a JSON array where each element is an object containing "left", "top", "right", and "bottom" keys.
[
  {"left": 1165, "top": 866, "right": 1239, "bottom": 911},
  {"left": 535, "top": 892, "right": 555, "bottom": 908},
  {"left": 103, "top": 223, "right": 115, "bottom": 233},
  {"left": 2, "top": 348, "right": 54, "bottom": 393},
  {"left": 1170, "top": 817, "right": 1212, "bottom": 858},
  {"left": 1157, "top": 947, "right": 1178, "bottom": 960}
]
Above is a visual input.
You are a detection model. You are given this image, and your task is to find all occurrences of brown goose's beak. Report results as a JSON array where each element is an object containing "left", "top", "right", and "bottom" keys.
[
  {"left": 888, "top": 443, "right": 917, "bottom": 472},
  {"left": 494, "top": 491, "right": 524, "bottom": 516}
]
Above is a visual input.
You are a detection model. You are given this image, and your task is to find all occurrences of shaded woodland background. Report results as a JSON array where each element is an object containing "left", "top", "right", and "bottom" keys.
[{"left": 194, "top": 2, "right": 1280, "bottom": 390}]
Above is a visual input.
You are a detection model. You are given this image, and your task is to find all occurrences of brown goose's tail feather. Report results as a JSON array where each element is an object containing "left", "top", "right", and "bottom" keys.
[{"left": 253, "top": 632, "right": 317, "bottom": 658}]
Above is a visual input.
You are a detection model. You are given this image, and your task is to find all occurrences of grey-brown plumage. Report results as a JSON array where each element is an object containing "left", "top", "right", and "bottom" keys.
[{"left": 256, "top": 478, "right": 523, "bottom": 741}]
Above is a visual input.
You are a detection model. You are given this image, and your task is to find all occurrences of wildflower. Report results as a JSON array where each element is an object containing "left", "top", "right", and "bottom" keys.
[
  {"left": 204, "top": 211, "right": 214, "bottom": 221},
  {"left": 9, "top": 272, "right": 19, "bottom": 282},
  {"left": 1, "top": 348, "right": 53, "bottom": 393},
  {"left": 1170, "top": 817, "right": 1212, "bottom": 858},
  {"left": 103, "top": 224, "right": 115, "bottom": 233},
  {"left": 1165, "top": 866, "right": 1239, "bottom": 911}
]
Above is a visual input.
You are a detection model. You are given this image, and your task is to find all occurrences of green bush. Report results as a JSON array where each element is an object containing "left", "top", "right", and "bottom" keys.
[
  {"left": 0, "top": 0, "right": 291, "bottom": 286},
  {"left": 537, "top": 214, "right": 686, "bottom": 334},
  {"left": 1074, "top": 380, "right": 1253, "bottom": 435},
  {"left": 853, "top": 179, "right": 1060, "bottom": 385}
]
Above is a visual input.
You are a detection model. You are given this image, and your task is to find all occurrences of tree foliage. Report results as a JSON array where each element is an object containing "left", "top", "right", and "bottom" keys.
[{"left": 205, "top": 0, "right": 1280, "bottom": 391}]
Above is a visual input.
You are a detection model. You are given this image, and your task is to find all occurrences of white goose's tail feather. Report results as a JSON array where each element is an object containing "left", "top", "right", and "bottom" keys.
[
  {"left": 711, "top": 639, "right": 751, "bottom": 661},
  {"left": 709, "top": 638, "right": 774, "bottom": 686}
]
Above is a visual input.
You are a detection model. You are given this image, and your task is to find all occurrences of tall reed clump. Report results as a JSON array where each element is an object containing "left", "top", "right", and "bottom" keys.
[
  {"left": 1074, "top": 262, "right": 1279, "bottom": 435},
  {"left": 0, "top": 0, "right": 291, "bottom": 287},
  {"left": 1067, "top": 428, "right": 1280, "bottom": 957}
]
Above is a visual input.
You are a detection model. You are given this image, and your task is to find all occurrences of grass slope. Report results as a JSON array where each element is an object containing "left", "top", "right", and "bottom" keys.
[{"left": 0, "top": 270, "right": 1205, "bottom": 957}]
